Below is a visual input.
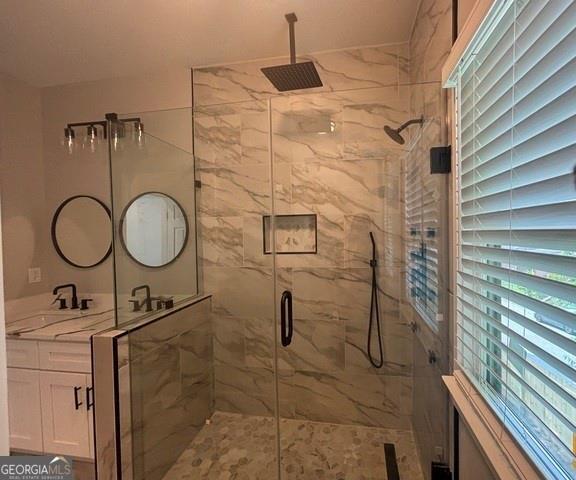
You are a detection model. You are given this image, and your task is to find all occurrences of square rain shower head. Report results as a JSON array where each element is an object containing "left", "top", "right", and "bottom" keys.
[{"left": 261, "top": 61, "right": 323, "bottom": 92}]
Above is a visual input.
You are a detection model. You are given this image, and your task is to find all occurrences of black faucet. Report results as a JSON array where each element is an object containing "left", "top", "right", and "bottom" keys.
[
  {"left": 53, "top": 284, "right": 79, "bottom": 310},
  {"left": 130, "top": 285, "right": 153, "bottom": 312}
]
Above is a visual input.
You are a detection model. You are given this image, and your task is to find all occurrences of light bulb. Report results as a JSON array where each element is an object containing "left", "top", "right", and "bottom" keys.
[
  {"left": 83, "top": 125, "right": 101, "bottom": 153},
  {"left": 133, "top": 121, "right": 145, "bottom": 148},
  {"left": 61, "top": 127, "right": 75, "bottom": 155},
  {"left": 110, "top": 122, "right": 125, "bottom": 151}
]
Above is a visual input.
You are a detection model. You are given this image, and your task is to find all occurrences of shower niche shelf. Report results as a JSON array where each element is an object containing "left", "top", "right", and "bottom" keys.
[{"left": 263, "top": 214, "right": 317, "bottom": 254}]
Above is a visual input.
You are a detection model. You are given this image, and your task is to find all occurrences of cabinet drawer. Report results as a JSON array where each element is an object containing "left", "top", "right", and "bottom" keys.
[
  {"left": 6, "top": 339, "right": 39, "bottom": 369},
  {"left": 38, "top": 342, "right": 91, "bottom": 373}
]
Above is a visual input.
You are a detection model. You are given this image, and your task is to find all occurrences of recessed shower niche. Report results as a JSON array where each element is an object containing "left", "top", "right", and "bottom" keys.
[{"left": 263, "top": 213, "right": 317, "bottom": 254}]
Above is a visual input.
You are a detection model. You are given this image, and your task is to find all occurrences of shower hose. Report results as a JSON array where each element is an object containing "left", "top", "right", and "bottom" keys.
[{"left": 367, "top": 232, "right": 384, "bottom": 368}]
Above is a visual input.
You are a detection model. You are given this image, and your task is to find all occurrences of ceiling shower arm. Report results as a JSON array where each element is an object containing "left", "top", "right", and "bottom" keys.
[{"left": 285, "top": 13, "right": 297, "bottom": 65}]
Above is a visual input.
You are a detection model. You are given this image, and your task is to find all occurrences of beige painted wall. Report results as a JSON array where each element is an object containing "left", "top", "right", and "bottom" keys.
[
  {"left": 458, "top": 0, "right": 478, "bottom": 34},
  {"left": 0, "top": 128, "right": 9, "bottom": 454},
  {"left": 1, "top": 68, "right": 193, "bottom": 308},
  {"left": 459, "top": 419, "right": 498, "bottom": 480},
  {"left": 41, "top": 67, "right": 193, "bottom": 295},
  {"left": 0, "top": 74, "right": 50, "bottom": 300}
]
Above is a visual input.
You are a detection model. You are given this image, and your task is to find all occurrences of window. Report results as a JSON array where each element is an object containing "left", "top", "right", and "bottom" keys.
[
  {"left": 405, "top": 125, "right": 445, "bottom": 330},
  {"left": 447, "top": 0, "right": 576, "bottom": 478}
]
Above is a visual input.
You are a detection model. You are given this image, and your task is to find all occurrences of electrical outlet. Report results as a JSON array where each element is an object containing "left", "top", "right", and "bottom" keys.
[{"left": 28, "top": 267, "right": 42, "bottom": 284}]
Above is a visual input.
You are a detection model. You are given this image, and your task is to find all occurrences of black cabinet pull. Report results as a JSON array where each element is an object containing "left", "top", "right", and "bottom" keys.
[
  {"left": 73, "top": 386, "right": 83, "bottom": 410},
  {"left": 86, "top": 387, "right": 94, "bottom": 411},
  {"left": 280, "top": 290, "right": 293, "bottom": 347}
]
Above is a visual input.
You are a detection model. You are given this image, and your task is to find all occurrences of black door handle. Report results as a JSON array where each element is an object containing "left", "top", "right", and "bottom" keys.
[
  {"left": 86, "top": 387, "right": 94, "bottom": 411},
  {"left": 73, "top": 386, "right": 83, "bottom": 410},
  {"left": 280, "top": 290, "right": 293, "bottom": 347}
]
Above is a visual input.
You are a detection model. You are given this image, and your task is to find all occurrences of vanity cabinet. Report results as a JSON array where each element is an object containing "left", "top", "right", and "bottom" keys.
[
  {"left": 6, "top": 339, "right": 94, "bottom": 460},
  {"left": 7, "top": 368, "right": 43, "bottom": 452},
  {"left": 40, "top": 372, "right": 94, "bottom": 458}
]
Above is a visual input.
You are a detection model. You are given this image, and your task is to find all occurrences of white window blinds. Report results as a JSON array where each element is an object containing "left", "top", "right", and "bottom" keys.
[
  {"left": 405, "top": 126, "right": 446, "bottom": 330},
  {"left": 449, "top": 0, "right": 576, "bottom": 478}
]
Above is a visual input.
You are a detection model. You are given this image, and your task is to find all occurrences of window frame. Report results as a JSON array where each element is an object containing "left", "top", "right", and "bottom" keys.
[{"left": 445, "top": 1, "right": 576, "bottom": 478}]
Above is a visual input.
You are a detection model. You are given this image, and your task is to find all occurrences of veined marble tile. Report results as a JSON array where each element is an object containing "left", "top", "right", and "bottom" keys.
[
  {"left": 292, "top": 268, "right": 371, "bottom": 323},
  {"left": 198, "top": 216, "right": 243, "bottom": 267},
  {"left": 398, "top": 42, "right": 411, "bottom": 85},
  {"left": 278, "top": 318, "right": 346, "bottom": 373},
  {"left": 311, "top": 45, "right": 402, "bottom": 91},
  {"left": 242, "top": 213, "right": 273, "bottom": 267},
  {"left": 240, "top": 109, "right": 270, "bottom": 165},
  {"left": 214, "top": 365, "right": 276, "bottom": 417},
  {"left": 194, "top": 45, "right": 404, "bottom": 107},
  {"left": 204, "top": 266, "right": 274, "bottom": 320},
  {"left": 212, "top": 315, "right": 245, "bottom": 365},
  {"left": 194, "top": 113, "right": 241, "bottom": 167},
  {"left": 344, "top": 322, "right": 412, "bottom": 378},
  {"left": 197, "top": 164, "right": 271, "bottom": 217},
  {"left": 180, "top": 329, "right": 213, "bottom": 392},
  {"left": 410, "top": 0, "right": 452, "bottom": 84},
  {"left": 343, "top": 214, "right": 404, "bottom": 268},
  {"left": 129, "top": 298, "right": 211, "bottom": 359},
  {"left": 244, "top": 317, "right": 274, "bottom": 369},
  {"left": 341, "top": 88, "right": 410, "bottom": 158},
  {"left": 288, "top": 371, "right": 412, "bottom": 429}
]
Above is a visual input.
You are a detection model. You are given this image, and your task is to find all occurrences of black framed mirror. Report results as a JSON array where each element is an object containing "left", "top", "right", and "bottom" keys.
[
  {"left": 51, "top": 195, "right": 112, "bottom": 268},
  {"left": 119, "top": 192, "right": 188, "bottom": 268}
]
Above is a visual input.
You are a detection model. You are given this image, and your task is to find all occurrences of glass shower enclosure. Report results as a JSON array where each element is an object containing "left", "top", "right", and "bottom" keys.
[{"left": 97, "top": 81, "right": 449, "bottom": 480}]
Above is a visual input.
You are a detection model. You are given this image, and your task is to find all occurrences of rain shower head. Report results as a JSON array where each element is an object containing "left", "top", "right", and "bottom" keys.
[
  {"left": 261, "top": 13, "right": 323, "bottom": 92},
  {"left": 383, "top": 116, "right": 424, "bottom": 145}
]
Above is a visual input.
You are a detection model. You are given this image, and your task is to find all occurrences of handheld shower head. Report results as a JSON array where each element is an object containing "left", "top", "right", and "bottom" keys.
[{"left": 383, "top": 116, "right": 424, "bottom": 145}]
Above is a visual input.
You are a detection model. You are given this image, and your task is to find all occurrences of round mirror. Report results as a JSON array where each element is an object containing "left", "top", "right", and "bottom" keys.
[
  {"left": 52, "top": 196, "right": 112, "bottom": 268},
  {"left": 120, "top": 192, "right": 188, "bottom": 268}
]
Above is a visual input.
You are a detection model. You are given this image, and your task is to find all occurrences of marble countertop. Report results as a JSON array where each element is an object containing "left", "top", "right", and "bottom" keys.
[{"left": 6, "top": 308, "right": 115, "bottom": 343}]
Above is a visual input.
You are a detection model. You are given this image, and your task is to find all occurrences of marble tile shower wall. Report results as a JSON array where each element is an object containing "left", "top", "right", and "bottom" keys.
[
  {"left": 125, "top": 298, "right": 213, "bottom": 480},
  {"left": 193, "top": 45, "right": 418, "bottom": 430}
]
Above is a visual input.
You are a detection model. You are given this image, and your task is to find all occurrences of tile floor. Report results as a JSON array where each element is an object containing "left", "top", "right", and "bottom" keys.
[{"left": 163, "top": 411, "right": 425, "bottom": 480}]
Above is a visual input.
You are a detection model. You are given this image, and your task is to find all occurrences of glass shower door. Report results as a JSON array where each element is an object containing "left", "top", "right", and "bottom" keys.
[
  {"left": 192, "top": 100, "right": 281, "bottom": 479},
  {"left": 270, "top": 86, "right": 415, "bottom": 478}
]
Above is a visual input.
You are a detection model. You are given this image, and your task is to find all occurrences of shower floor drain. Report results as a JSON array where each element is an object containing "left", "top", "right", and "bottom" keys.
[{"left": 384, "top": 443, "right": 400, "bottom": 480}]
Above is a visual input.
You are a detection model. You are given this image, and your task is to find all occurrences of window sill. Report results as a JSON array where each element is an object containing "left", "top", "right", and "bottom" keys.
[{"left": 443, "top": 371, "right": 543, "bottom": 480}]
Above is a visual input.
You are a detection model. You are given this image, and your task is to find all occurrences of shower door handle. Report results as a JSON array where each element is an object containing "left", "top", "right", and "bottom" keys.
[{"left": 280, "top": 290, "right": 293, "bottom": 347}]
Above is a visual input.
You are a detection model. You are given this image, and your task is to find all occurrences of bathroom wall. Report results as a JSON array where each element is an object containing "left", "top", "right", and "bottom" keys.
[
  {"left": 193, "top": 44, "right": 417, "bottom": 429},
  {"left": 0, "top": 74, "right": 51, "bottom": 301},
  {"left": 404, "top": 0, "right": 453, "bottom": 477},
  {"left": 0, "top": 68, "right": 194, "bottom": 311},
  {"left": 0, "top": 167, "right": 8, "bottom": 455},
  {"left": 41, "top": 67, "right": 192, "bottom": 296}
]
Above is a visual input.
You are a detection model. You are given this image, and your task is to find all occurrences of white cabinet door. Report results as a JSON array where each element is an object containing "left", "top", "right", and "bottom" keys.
[
  {"left": 7, "top": 368, "right": 43, "bottom": 452},
  {"left": 39, "top": 371, "right": 91, "bottom": 458},
  {"left": 86, "top": 374, "right": 95, "bottom": 459}
]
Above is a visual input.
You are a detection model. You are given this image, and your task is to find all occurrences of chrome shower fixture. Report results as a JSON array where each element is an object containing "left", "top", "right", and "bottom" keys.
[{"left": 383, "top": 116, "right": 424, "bottom": 145}]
